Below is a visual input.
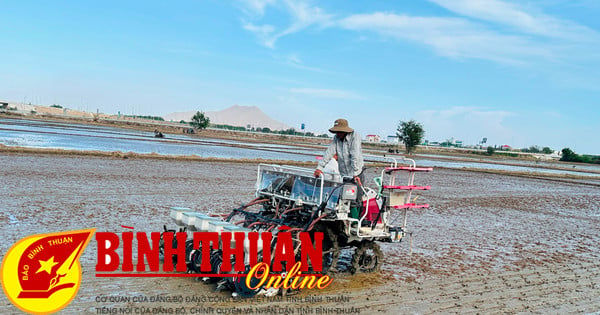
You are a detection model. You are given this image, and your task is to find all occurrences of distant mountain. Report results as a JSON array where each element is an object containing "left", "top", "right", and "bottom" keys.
[{"left": 163, "top": 105, "right": 291, "bottom": 131}]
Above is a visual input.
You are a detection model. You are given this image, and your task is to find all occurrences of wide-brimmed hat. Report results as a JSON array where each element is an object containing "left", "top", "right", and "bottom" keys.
[{"left": 329, "top": 118, "right": 354, "bottom": 133}]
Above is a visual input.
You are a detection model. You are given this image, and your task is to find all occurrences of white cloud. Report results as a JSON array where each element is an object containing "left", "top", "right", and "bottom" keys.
[
  {"left": 240, "top": 0, "right": 334, "bottom": 48},
  {"left": 237, "top": 0, "right": 276, "bottom": 16},
  {"left": 284, "top": 0, "right": 333, "bottom": 28},
  {"left": 286, "top": 54, "right": 302, "bottom": 65},
  {"left": 237, "top": 0, "right": 600, "bottom": 86},
  {"left": 289, "top": 87, "right": 362, "bottom": 99},
  {"left": 338, "top": 12, "right": 556, "bottom": 65},
  {"left": 242, "top": 22, "right": 275, "bottom": 35},
  {"left": 242, "top": 22, "right": 276, "bottom": 47},
  {"left": 280, "top": 54, "right": 325, "bottom": 72},
  {"left": 429, "top": 0, "right": 600, "bottom": 42}
]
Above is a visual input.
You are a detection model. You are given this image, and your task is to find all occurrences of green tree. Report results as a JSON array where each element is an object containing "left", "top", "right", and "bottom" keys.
[
  {"left": 440, "top": 140, "right": 453, "bottom": 147},
  {"left": 528, "top": 145, "right": 541, "bottom": 153},
  {"left": 560, "top": 148, "right": 578, "bottom": 162},
  {"left": 396, "top": 120, "right": 425, "bottom": 154},
  {"left": 190, "top": 111, "right": 210, "bottom": 129},
  {"left": 487, "top": 146, "right": 495, "bottom": 155},
  {"left": 542, "top": 147, "right": 553, "bottom": 154}
]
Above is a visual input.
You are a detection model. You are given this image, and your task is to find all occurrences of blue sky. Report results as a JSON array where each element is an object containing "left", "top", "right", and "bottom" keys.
[{"left": 1, "top": 0, "right": 599, "bottom": 154}]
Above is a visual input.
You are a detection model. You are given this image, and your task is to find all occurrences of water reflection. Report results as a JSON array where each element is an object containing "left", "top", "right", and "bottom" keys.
[{"left": 1, "top": 118, "right": 599, "bottom": 179}]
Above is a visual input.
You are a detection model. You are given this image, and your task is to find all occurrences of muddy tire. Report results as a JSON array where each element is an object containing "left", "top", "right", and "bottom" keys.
[
  {"left": 323, "top": 226, "right": 340, "bottom": 273},
  {"left": 350, "top": 241, "right": 382, "bottom": 274}
]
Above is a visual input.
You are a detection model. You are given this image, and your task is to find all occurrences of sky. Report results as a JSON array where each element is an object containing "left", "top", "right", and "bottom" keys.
[{"left": 1, "top": 0, "right": 599, "bottom": 154}]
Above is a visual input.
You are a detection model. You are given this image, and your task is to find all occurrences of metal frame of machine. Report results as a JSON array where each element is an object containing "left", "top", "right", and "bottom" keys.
[{"left": 160, "top": 157, "right": 432, "bottom": 297}]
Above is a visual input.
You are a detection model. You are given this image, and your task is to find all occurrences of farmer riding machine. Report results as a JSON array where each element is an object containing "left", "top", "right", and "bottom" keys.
[{"left": 161, "top": 157, "right": 432, "bottom": 297}]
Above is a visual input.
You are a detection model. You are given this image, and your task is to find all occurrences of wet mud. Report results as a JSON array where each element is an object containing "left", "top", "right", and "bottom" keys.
[{"left": 1, "top": 153, "right": 599, "bottom": 314}]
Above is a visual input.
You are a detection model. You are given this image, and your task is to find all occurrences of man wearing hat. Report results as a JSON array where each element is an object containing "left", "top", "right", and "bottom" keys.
[
  {"left": 314, "top": 119, "right": 365, "bottom": 217},
  {"left": 314, "top": 118, "right": 364, "bottom": 179}
]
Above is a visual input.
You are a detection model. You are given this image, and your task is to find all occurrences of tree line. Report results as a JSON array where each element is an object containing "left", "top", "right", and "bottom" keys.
[
  {"left": 124, "top": 115, "right": 164, "bottom": 121},
  {"left": 188, "top": 112, "right": 599, "bottom": 164},
  {"left": 188, "top": 111, "right": 328, "bottom": 137},
  {"left": 560, "top": 148, "right": 600, "bottom": 164}
]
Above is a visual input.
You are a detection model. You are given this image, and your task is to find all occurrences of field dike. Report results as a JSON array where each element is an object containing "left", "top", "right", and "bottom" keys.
[{"left": 2, "top": 143, "right": 599, "bottom": 187}]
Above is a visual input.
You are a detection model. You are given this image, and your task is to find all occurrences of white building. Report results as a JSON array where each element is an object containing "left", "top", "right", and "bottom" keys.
[
  {"left": 386, "top": 135, "right": 399, "bottom": 143},
  {"left": 365, "top": 134, "right": 381, "bottom": 143}
]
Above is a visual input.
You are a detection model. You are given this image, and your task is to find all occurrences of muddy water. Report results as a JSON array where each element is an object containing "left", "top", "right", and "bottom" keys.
[
  {"left": 0, "top": 118, "right": 318, "bottom": 161},
  {"left": 3, "top": 117, "right": 600, "bottom": 179},
  {"left": 1, "top": 154, "right": 600, "bottom": 314}
]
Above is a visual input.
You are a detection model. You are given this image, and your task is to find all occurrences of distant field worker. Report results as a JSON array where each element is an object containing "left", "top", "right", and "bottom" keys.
[{"left": 314, "top": 118, "right": 365, "bottom": 216}]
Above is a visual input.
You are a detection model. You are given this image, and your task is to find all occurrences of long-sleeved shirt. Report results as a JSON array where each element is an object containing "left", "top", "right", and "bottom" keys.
[{"left": 317, "top": 132, "right": 364, "bottom": 178}]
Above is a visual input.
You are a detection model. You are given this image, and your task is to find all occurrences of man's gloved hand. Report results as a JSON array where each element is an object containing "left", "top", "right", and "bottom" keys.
[{"left": 314, "top": 169, "right": 323, "bottom": 177}]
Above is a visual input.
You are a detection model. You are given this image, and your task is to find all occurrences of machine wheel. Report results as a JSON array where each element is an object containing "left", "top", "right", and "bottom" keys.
[
  {"left": 205, "top": 250, "right": 223, "bottom": 283},
  {"left": 323, "top": 227, "right": 340, "bottom": 273},
  {"left": 159, "top": 226, "right": 176, "bottom": 258},
  {"left": 187, "top": 249, "right": 202, "bottom": 273},
  {"left": 299, "top": 225, "right": 340, "bottom": 274},
  {"left": 232, "top": 267, "right": 264, "bottom": 298},
  {"left": 350, "top": 241, "right": 382, "bottom": 274}
]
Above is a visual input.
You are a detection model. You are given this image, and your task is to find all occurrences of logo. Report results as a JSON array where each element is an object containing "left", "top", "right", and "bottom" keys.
[
  {"left": 1, "top": 229, "right": 95, "bottom": 314},
  {"left": 95, "top": 229, "right": 332, "bottom": 290}
]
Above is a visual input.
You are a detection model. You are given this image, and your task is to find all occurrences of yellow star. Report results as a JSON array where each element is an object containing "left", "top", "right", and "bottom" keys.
[{"left": 36, "top": 256, "right": 59, "bottom": 274}]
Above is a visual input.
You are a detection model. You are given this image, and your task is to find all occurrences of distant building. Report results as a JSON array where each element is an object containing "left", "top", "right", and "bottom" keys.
[
  {"left": 387, "top": 135, "right": 399, "bottom": 143},
  {"left": 533, "top": 152, "right": 561, "bottom": 161},
  {"left": 365, "top": 134, "right": 381, "bottom": 143},
  {"left": 501, "top": 145, "right": 512, "bottom": 150}
]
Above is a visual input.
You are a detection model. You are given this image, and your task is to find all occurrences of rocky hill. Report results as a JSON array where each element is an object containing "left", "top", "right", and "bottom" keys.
[{"left": 163, "top": 105, "right": 290, "bottom": 131}]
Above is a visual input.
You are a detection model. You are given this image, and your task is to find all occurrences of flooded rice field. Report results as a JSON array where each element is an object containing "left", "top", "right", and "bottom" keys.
[
  {"left": 1, "top": 153, "right": 599, "bottom": 313},
  {"left": 0, "top": 118, "right": 319, "bottom": 161},
  {"left": 2, "top": 117, "right": 600, "bottom": 179}
]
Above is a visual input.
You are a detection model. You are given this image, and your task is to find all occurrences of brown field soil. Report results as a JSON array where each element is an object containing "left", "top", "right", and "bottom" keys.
[{"left": 1, "top": 153, "right": 600, "bottom": 314}]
